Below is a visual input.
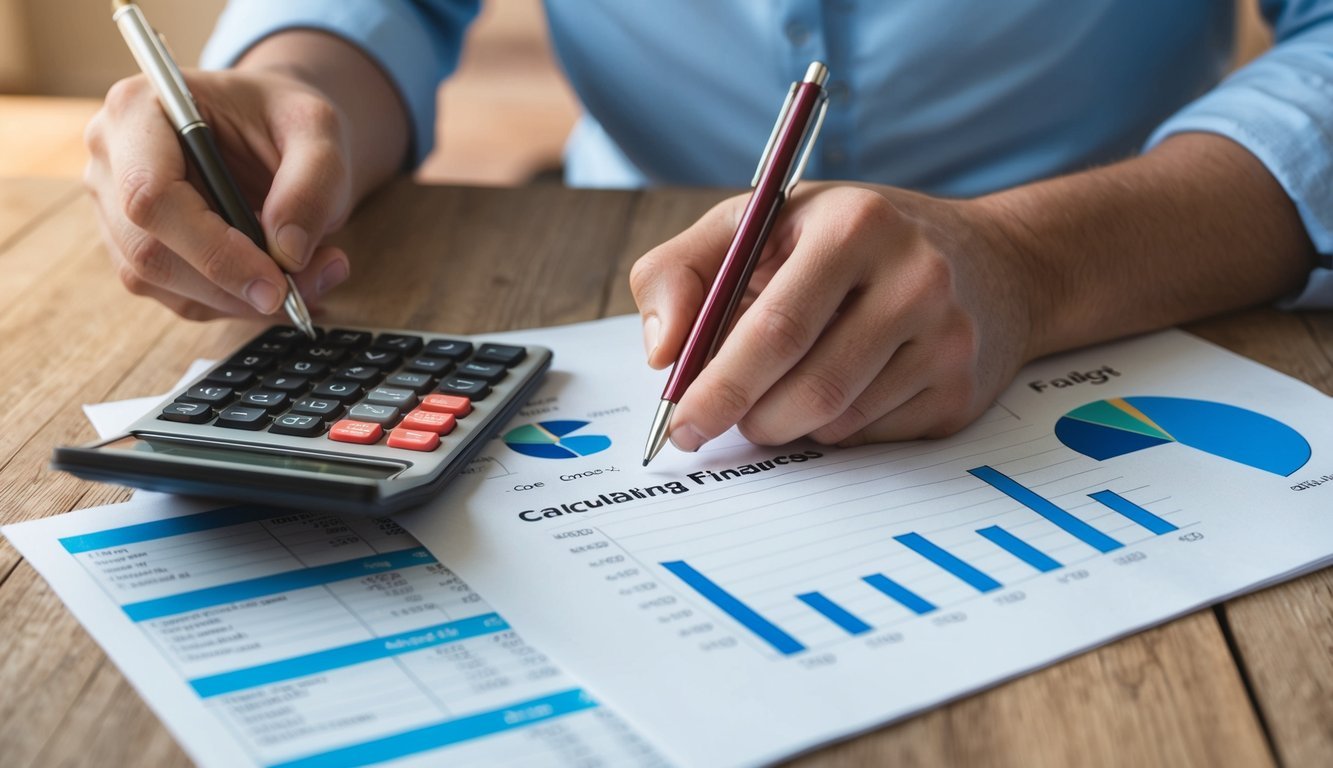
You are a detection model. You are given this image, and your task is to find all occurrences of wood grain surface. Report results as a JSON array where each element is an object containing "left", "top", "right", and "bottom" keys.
[{"left": 0, "top": 177, "right": 1329, "bottom": 768}]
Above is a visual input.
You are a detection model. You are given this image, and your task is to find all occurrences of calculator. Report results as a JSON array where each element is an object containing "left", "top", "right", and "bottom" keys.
[{"left": 53, "top": 325, "right": 552, "bottom": 515}]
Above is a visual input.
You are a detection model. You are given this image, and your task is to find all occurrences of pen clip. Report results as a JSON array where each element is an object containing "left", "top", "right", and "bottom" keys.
[
  {"left": 783, "top": 91, "right": 829, "bottom": 197},
  {"left": 751, "top": 84, "right": 798, "bottom": 188}
]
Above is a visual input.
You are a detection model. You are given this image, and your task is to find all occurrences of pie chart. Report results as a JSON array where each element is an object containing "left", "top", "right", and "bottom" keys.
[
  {"left": 1054, "top": 396, "right": 1310, "bottom": 477},
  {"left": 503, "top": 420, "right": 612, "bottom": 460}
]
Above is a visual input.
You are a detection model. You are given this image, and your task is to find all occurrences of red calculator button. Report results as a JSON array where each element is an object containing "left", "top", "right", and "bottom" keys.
[
  {"left": 328, "top": 420, "right": 383, "bottom": 444},
  {"left": 387, "top": 428, "right": 441, "bottom": 452},
  {"left": 401, "top": 409, "right": 457, "bottom": 435},
  {"left": 420, "top": 394, "right": 472, "bottom": 417}
]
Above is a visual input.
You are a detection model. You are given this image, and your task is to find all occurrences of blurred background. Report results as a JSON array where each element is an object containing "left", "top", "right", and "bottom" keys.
[{"left": 0, "top": 0, "right": 1271, "bottom": 184}]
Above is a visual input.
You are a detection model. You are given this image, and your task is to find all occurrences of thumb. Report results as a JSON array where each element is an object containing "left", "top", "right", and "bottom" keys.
[
  {"left": 630, "top": 195, "right": 747, "bottom": 368},
  {"left": 261, "top": 101, "right": 352, "bottom": 272}
]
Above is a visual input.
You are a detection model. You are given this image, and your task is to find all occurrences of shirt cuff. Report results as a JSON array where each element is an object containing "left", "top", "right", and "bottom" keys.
[
  {"left": 1145, "top": 31, "right": 1333, "bottom": 309},
  {"left": 201, "top": 0, "right": 470, "bottom": 166}
]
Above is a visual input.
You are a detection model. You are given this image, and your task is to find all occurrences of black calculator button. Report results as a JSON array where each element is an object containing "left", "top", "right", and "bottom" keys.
[
  {"left": 245, "top": 340, "right": 293, "bottom": 357},
  {"left": 324, "top": 329, "right": 373, "bottom": 347},
  {"left": 269, "top": 413, "right": 326, "bottom": 437},
  {"left": 475, "top": 343, "right": 527, "bottom": 367},
  {"left": 385, "top": 372, "right": 434, "bottom": 393},
  {"left": 204, "top": 367, "right": 256, "bottom": 387},
  {"left": 159, "top": 401, "right": 212, "bottom": 424},
  {"left": 457, "top": 361, "right": 506, "bottom": 383},
  {"left": 260, "top": 374, "right": 309, "bottom": 394},
  {"left": 423, "top": 339, "right": 473, "bottom": 360},
  {"left": 282, "top": 360, "right": 328, "bottom": 377},
  {"left": 227, "top": 352, "right": 275, "bottom": 371},
  {"left": 310, "top": 381, "right": 362, "bottom": 402},
  {"left": 216, "top": 406, "right": 269, "bottom": 430},
  {"left": 373, "top": 334, "right": 424, "bottom": 355},
  {"left": 298, "top": 345, "right": 346, "bottom": 363},
  {"left": 365, "top": 386, "right": 418, "bottom": 409},
  {"left": 437, "top": 377, "right": 491, "bottom": 400},
  {"left": 406, "top": 356, "right": 453, "bottom": 376},
  {"left": 348, "top": 403, "right": 401, "bottom": 425},
  {"left": 262, "top": 326, "right": 306, "bottom": 343},
  {"left": 290, "top": 397, "right": 343, "bottom": 418},
  {"left": 179, "top": 384, "right": 234, "bottom": 406},
  {"left": 240, "top": 389, "right": 290, "bottom": 411},
  {"left": 333, "top": 365, "right": 382, "bottom": 385},
  {"left": 354, "top": 349, "right": 401, "bottom": 368}
]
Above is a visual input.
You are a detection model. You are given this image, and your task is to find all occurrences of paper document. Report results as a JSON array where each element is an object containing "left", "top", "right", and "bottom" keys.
[
  {"left": 397, "top": 316, "right": 1333, "bottom": 767},
  {"left": 3, "top": 496, "right": 670, "bottom": 768}
]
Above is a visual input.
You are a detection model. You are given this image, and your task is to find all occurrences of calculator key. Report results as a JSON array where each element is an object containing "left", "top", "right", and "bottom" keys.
[
  {"left": 373, "top": 334, "right": 424, "bottom": 355},
  {"left": 437, "top": 377, "right": 490, "bottom": 400},
  {"left": 424, "top": 339, "right": 473, "bottom": 360},
  {"left": 262, "top": 326, "right": 307, "bottom": 343},
  {"left": 333, "top": 365, "right": 382, "bottom": 385},
  {"left": 240, "top": 389, "right": 290, "bottom": 411},
  {"left": 282, "top": 360, "right": 328, "bottom": 377},
  {"left": 311, "top": 380, "right": 362, "bottom": 402},
  {"left": 159, "top": 401, "right": 212, "bottom": 424},
  {"left": 354, "top": 349, "right": 401, "bottom": 368},
  {"left": 227, "top": 352, "right": 275, "bottom": 370},
  {"left": 245, "top": 339, "right": 293, "bottom": 357},
  {"left": 329, "top": 419, "right": 383, "bottom": 444},
  {"left": 179, "top": 384, "right": 234, "bottom": 406},
  {"left": 290, "top": 397, "right": 343, "bottom": 418},
  {"left": 406, "top": 356, "right": 453, "bottom": 376},
  {"left": 475, "top": 343, "right": 527, "bottom": 367},
  {"left": 324, "top": 329, "right": 373, "bottom": 347},
  {"left": 420, "top": 394, "right": 472, "bottom": 417},
  {"left": 298, "top": 344, "right": 346, "bottom": 363},
  {"left": 260, "top": 374, "right": 309, "bottom": 394},
  {"left": 401, "top": 409, "right": 456, "bottom": 435},
  {"left": 348, "top": 403, "right": 401, "bottom": 425},
  {"left": 457, "top": 361, "right": 506, "bottom": 383},
  {"left": 365, "top": 386, "right": 418, "bottom": 409},
  {"left": 269, "top": 413, "right": 326, "bottom": 437},
  {"left": 204, "top": 367, "right": 256, "bottom": 387},
  {"left": 216, "top": 406, "right": 270, "bottom": 430},
  {"left": 387, "top": 427, "right": 441, "bottom": 452},
  {"left": 385, "top": 372, "right": 434, "bottom": 394}
]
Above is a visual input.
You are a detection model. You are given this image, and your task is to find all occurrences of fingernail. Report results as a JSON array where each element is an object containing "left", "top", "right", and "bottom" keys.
[
  {"left": 642, "top": 315, "right": 661, "bottom": 359},
  {"left": 316, "top": 257, "right": 349, "bottom": 297},
  {"left": 276, "top": 224, "right": 309, "bottom": 268},
  {"left": 244, "top": 279, "right": 281, "bottom": 314},
  {"left": 670, "top": 423, "right": 707, "bottom": 453}
]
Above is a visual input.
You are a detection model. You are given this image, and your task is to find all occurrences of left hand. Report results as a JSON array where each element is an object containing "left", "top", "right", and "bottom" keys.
[{"left": 631, "top": 183, "right": 1040, "bottom": 450}]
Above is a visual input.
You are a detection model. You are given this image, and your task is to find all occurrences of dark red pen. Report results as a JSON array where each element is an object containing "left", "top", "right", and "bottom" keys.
[{"left": 643, "top": 61, "right": 830, "bottom": 465}]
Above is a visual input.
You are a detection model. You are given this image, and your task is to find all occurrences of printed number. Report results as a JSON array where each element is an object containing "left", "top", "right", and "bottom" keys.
[
  {"left": 931, "top": 611, "right": 967, "bottom": 626},
  {"left": 993, "top": 590, "right": 1026, "bottom": 605},
  {"left": 1114, "top": 551, "right": 1147, "bottom": 565},
  {"left": 1178, "top": 531, "right": 1205, "bottom": 542},
  {"left": 798, "top": 653, "right": 837, "bottom": 669},
  {"left": 1058, "top": 569, "right": 1090, "bottom": 584},
  {"left": 865, "top": 631, "right": 905, "bottom": 648}
]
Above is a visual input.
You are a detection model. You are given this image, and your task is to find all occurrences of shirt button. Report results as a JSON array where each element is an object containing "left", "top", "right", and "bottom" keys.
[{"left": 785, "top": 21, "right": 811, "bottom": 47}]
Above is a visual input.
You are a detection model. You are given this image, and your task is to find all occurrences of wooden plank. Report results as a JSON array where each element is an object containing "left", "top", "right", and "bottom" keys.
[
  {"left": 0, "top": 177, "right": 79, "bottom": 251},
  {"left": 0, "top": 96, "right": 101, "bottom": 178}
]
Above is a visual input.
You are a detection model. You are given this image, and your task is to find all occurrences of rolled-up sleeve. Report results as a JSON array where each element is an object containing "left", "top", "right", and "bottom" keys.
[
  {"left": 200, "top": 0, "right": 479, "bottom": 166},
  {"left": 1146, "top": 1, "right": 1333, "bottom": 308}
]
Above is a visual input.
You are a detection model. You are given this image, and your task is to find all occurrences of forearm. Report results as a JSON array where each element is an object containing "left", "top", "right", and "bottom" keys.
[
  {"left": 976, "top": 133, "right": 1317, "bottom": 361},
  {"left": 236, "top": 30, "right": 410, "bottom": 203}
]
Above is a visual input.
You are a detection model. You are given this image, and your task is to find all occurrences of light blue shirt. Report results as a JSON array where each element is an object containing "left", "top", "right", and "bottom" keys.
[{"left": 203, "top": 0, "right": 1333, "bottom": 307}]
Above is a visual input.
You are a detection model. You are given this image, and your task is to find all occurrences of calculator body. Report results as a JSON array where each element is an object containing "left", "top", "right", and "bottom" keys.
[{"left": 53, "top": 325, "right": 552, "bottom": 515}]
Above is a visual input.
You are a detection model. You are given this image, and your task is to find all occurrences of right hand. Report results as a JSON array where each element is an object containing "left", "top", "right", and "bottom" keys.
[{"left": 84, "top": 69, "right": 354, "bottom": 320}]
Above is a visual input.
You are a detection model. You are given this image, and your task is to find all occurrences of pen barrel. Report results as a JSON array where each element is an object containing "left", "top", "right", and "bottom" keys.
[{"left": 180, "top": 123, "right": 268, "bottom": 251}]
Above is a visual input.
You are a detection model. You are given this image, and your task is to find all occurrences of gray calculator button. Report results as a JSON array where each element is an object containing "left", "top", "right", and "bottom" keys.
[
  {"left": 386, "top": 372, "right": 434, "bottom": 393},
  {"left": 365, "top": 386, "right": 418, "bottom": 409},
  {"left": 348, "top": 403, "right": 401, "bottom": 425},
  {"left": 270, "top": 413, "right": 325, "bottom": 437}
]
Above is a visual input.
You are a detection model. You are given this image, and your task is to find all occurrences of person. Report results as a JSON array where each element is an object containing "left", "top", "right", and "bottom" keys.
[{"left": 84, "top": 1, "right": 1331, "bottom": 453}]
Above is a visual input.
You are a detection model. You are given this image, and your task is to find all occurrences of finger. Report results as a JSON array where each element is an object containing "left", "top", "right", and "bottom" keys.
[
  {"left": 836, "top": 388, "right": 944, "bottom": 446},
  {"left": 260, "top": 95, "right": 353, "bottom": 271},
  {"left": 288, "top": 245, "right": 352, "bottom": 304},
  {"left": 669, "top": 220, "right": 861, "bottom": 450},
  {"left": 630, "top": 195, "right": 747, "bottom": 367},
  {"left": 805, "top": 341, "right": 936, "bottom": 444}
]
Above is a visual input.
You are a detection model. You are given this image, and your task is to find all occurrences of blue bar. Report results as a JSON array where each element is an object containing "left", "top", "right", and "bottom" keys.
[
  {"left": 977, "top": 526, "right": 1062, "bottom": 572},
  {"left": 862, "top": 574, "right": 936, "bottom": 615},
  {"left": 59, "top": 505, "right": 284, "bottom": 553},
  {"left": 122, "top": 548, "right": 437, "bottom": 622},
  {"left": 894, "top": 533, "right": 1002, "bottom": 593},
  {"left": 969, "top": 466, "right": 1124, "bottom": 553},
  {"left": 190, "top": 613, "right": 508, "bottom": 698},
  {"left": 796, "top": 592, "right": 872, "bottom": 635},
  {"left": 268, "top": 688, "right": 598, "bottom": 768},
  {"left": 1089, "top": 490, "right": 1178, "bottom": 534},
  {"left": 661, "top": 560, "right": 805, "bottom": 655}
]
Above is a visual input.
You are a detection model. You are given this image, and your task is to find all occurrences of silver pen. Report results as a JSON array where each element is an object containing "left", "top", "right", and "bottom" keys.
[{"left": 111, "top": 0, "right": 317, "bottom": 338}]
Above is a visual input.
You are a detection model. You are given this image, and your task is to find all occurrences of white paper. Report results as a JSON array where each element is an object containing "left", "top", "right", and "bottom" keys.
[
  {"left": 83, "top": 359, "right": 216, "bottom": 440},
  {"left": 396, "top": 316, "right": 1333, "bottom": 767},
  {"left": 3, "top": 496, "right": 671, "bottom": 768}
]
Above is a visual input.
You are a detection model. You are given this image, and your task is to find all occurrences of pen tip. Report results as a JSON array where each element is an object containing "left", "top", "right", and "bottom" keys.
[{"left": 642, "top": 459, "right": 649, "bottom": 467}]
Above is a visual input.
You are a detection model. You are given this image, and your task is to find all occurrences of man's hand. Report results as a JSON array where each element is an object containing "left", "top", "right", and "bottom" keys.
[{"left": 632, "top": 184, "right": 1037, "bottom": 450}]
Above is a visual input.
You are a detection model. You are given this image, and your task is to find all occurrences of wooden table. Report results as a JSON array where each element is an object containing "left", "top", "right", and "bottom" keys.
[{"left": 0, "top": 176, "right": 1329, "bottom": 768}]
